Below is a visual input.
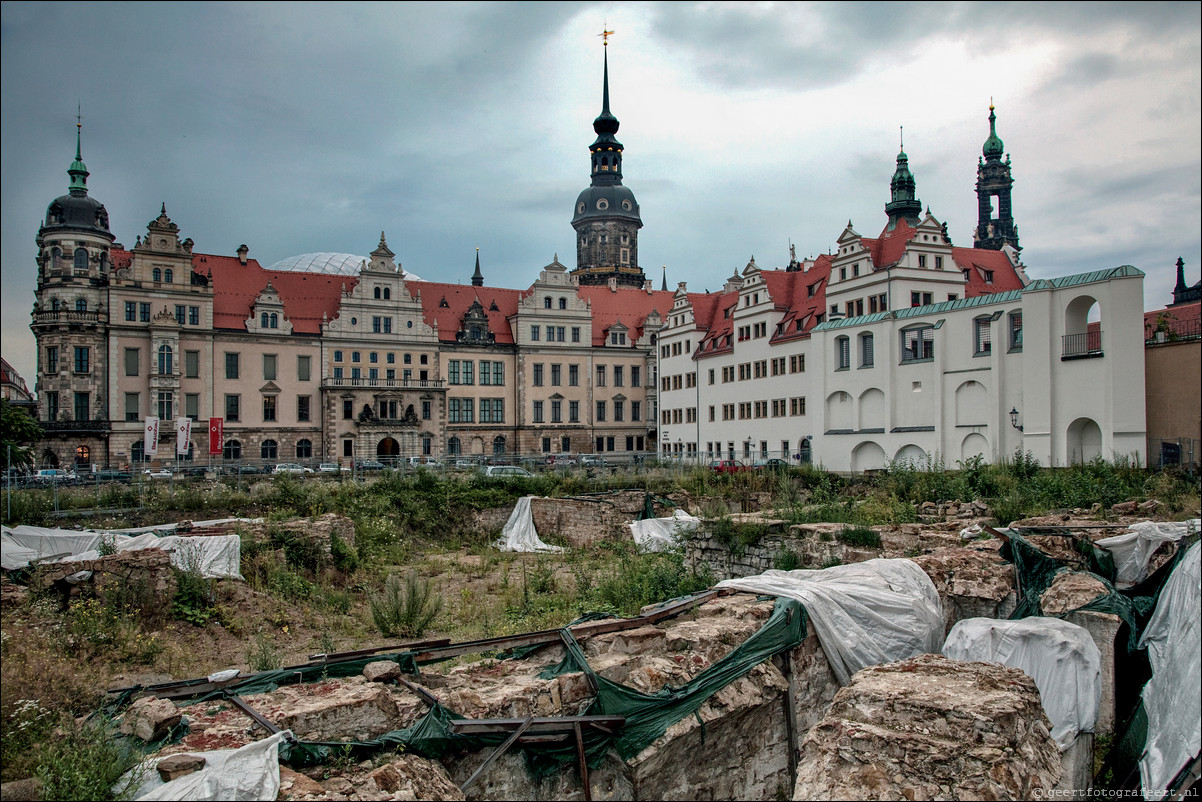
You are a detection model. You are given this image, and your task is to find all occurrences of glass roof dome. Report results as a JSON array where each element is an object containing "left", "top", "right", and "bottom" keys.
[{"left": 264, "top": 252, "right": 423, "bottom": 281}]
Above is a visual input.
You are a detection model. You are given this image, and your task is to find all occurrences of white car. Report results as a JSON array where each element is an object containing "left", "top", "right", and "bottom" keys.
[
  {"left": 142, "top": 469, "right": 172, "bottom": 479},
  {"left": 481, "top": 465, "right": 533, "bottom": 478},
  {"left": 317, "top": 463, "right": 350, "bottom": 474},
  {"left": 272, "top": 463, "right": 311, "bottom": 475}
]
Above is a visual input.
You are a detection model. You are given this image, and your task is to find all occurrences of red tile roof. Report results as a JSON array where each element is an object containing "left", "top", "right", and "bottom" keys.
[
  {"left": 196, "top": 253, "right": 352, "bottom": 335},
  {"left": 1144, "top": 301, "right": 1201, "bottom": 339},
  {"left": 951, "top": 248, "right": 1025, "bottom": 296},
  {"left": 409, "top": 282, "right": 523, "bottom": 344},
  {"left": 578, "top": 286, "right": 675, "bottom": 346}
]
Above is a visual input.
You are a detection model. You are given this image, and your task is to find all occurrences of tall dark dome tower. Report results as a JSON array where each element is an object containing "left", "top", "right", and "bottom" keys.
[
  {"left": 973, "top": 104, "right": 1020, "bottom": 251},
  {"left": 570, "top": 36, "right": 645, "bottom": 288}
]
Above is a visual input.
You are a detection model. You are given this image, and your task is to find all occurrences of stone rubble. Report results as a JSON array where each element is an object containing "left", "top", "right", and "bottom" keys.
[
  {"left": 1040, "top": 571, "right": 1109, "bottom": 616},
  {"left": 120, "top": 695, "right": 183, "bottom": 742},
  {"left": 792, "top": 654, "right": 1062, "bottom": 801}
]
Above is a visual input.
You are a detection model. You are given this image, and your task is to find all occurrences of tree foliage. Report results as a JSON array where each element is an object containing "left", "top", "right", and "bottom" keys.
[{"left": 0, "top": 399, "right": 42, "bottom": 470}]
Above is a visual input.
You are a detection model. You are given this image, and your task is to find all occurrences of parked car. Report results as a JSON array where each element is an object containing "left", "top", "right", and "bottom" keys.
[
  {"left": 317, "top": 463, "right": 350, "bottom": 474},
  {"left": 481, "top": 465, "right": 534, "bottom": 478},
  {"left": 355, "top": 460, "right": 386, "bottom": 471},
  {"left": 709, "top": 459, "right": 748, "bottom": 474},
  {"left": 545, "top": 454, "right": 577, "bottom": 467},
  {"left": 406, "top": 457, "right": 444, "bottom": 470},
  {"left": 452, "top": 459, "right": 477, "bottom": 470},
  {"left": 580, "top": 455, "right": 607, "bottom": 467},
  {"left": 272, "top": 463, "right": 312, "bottom": 475},
  {"left": 93, "top": 469, "right": 133, "bottom": 483},
  {"left": 751, "top": 458, "right": 790, "bottom": 472},
  {"left": 142, "top": 469, "right": 172, "bottom": 479},
  {"left": 34, "top": 468, "right": 75, "bottom": 483},
  {"left": 235, "top": 464, "right": 265, "bottom": 475}
]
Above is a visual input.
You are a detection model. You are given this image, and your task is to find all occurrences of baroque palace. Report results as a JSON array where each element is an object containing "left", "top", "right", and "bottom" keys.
[{"left": 29, "top": 49, "right": 1148, "bottom": 471}]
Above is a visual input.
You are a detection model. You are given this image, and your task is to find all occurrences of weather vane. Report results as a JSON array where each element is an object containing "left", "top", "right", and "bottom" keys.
[{"left": 599, "top": 26, "right": 614, "bottom": 46}]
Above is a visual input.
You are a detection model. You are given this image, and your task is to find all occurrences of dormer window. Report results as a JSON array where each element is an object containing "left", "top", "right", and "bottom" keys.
[
  {"left": 918, "top": 255, "right": 927, "bottom": 268},
  {"left": 935, "top": 256, "right": 943, "bottom": 269}
]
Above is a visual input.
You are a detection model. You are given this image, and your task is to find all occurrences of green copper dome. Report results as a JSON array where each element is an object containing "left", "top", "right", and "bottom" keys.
[{"left": 983, "top": 104, "right": 1004, "bottom": 160}]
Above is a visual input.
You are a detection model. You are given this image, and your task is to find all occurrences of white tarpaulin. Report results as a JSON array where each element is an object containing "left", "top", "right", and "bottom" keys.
[
  {"left": 943, "top": 616, "right": 1101, "bottom": 750},
  {"left": 1, "top": 524, "right": 243, "bottom": 579},
  {"left": 1138, "top": 541, "right": 1200, "bottom": 799},
  {"left": 716, "top": 559, "right": 945, "bottom": 685},
  {"left": 125, "top": 731, "right": 288, "bottom": 801},
  {"left": 495, "top": 496, "right": 565, "bottom": 553},
  {"left": 629, "top": 509, "right": 699, "bottom": 552},
  {"left": 1096, "top": 519, "right": 1199, "bottom": 585}
]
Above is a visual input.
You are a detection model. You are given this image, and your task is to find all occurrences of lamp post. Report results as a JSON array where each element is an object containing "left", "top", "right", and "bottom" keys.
[{"left": 1009, "top": 407, "right": 1024, "bottom": 433}]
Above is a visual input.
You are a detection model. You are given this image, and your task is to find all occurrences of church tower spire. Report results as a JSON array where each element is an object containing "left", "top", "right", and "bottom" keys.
[
  {"left": 472, "top": 248, "right": 484, "bottom": 287},
  {"left": 884, "top": 126, "right": 921, "bottom": 230},
  {"left": 974, "top": 103, "right": 1021, "bottom": 251},
  {"left": 68, "top": 109, "right": 89, "bottom": 194},
  {"left": 570, "top": 30, "right": 645, "bottom": 288}
]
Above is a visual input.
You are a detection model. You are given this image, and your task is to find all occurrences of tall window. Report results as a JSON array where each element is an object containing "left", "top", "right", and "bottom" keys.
[
  {"left": 569, "top": 400, "right": 580, "bottom": 423},
  {"left": 176, "top": 305, "right": 186, "bottom": 324},
  {"left": 156, "top": 391, "right": 172, "bottom": 421},
  {"left": 185, "top": 350, "right": 199, "bottom": 378},
  {"left": 480, "top": 361, "right": 492, "bottom": 385},
  {"left": 596, "top": 365, "right": 606, "bottom": 386},
  {"left": 462, "top": 361, "right": 473, "bottom": 385},
  {"left": 263, "top": 354, "right": 277, "bottom": 381},
  {"left": 73, "top": 346, "right": 89, "bottom": 373},
  {"left": 73, "top": 248, "right": 88, "bottom": 272},
  {"left": 140, "top": 302, "right": 151, "bottom": 322},
  {"left": 125, "top": 348, "right": 140, "bottom": 377},
  {"left": 492, "top": 362, "right": 504, "bottom": 385},
  {"left": 901, "top": 326, "right": 935, "bottom": 362},
  {"left": 125, "top": 393, "right": 139, "bottom": 422},
  {"left": 46, "top": 346, "right": 59, "bottom": 374},
  {"left": 189, "top": 306, "right": 200, "bottom": 325},
  {"left": 533, "top": 364, "right": 544, "bottom": 386},
  {"left": 1009, "top": 312, "right": 1023, "bottom": 352},
  {"left": 164, "top": 269, "right": 174, "bottom": 283},
  {"left": 262, "top": 396, "right": 277, "bottom": 422},
  {"left": 569, "top": 364, "right": 579, "bottom": 386},
  {"left": 297, "top": 355, "right": 311, "bottom": 381},
  {"left": 74, "top": 392, "right": 90, "bottom": 422},
  {"left": 860, "top": 333, "right": 875, "bottom": 368},
  {"left": 631, "top": 401, "right": 641, "bottom": 421},
  {"left": 297, "top": 396, "right": 311, "bottom": 422},
  {"left": 185, "top": 393, "right": 199, "bottom": 420},
  {"left": 225, "top": 395, "right": 240, "bottom": 422},
  {"left": 157, "top": 344, "right": 173, "bottom": 375},
  {"left": 125, "top": 301, "right": 137, "bottom": 321},
  {"left": 225, "top": 353, "right": 239, "bottom": 379},
  {"left": 596, "top": 401, "right": 606, "bottom": 422},
  {"left": 551, "top": 364, "right": 562, "bottom": 386},
  {"left": 533, "top": 401, "right": 544, "bottom": 423},
  {"left": 551, "top": 399, "right": 562, "bottom": 423},
  {"left": 614, "top": 365, "right": 624, "bottom": 386},
  {"left": 835, "top": 337, "right": 850, "bottom": 370},
  {"left": 46, "top": 392, "right": 59, "bottom": 422},
  {"left": 974, "top": 318, "right": 992, "bottom": 355}
]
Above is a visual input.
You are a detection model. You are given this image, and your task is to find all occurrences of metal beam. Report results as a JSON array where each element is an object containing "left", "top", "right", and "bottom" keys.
[{"left": 460, "top": 716, "right": 534, "bottom": 792}]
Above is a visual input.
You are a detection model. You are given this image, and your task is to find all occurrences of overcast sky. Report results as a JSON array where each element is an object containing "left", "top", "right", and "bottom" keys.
[{"left": 2, "top": 2, "right": 1199, "bottom": 387}]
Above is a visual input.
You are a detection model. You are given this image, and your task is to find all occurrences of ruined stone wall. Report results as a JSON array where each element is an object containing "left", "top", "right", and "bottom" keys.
[{"left": 473, "top": 492, "right": 683, "bottom": 548}]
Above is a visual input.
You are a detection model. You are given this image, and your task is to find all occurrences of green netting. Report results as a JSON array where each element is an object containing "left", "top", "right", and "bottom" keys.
[
  {"left": 538, "top": 597, "right": 807, "bottom": 761},
  {"left": 284, "top": 597, "right": 805, "bottom": 772},
  {"left": 209, "top": 652, "right": 418, "bottom": 699}
]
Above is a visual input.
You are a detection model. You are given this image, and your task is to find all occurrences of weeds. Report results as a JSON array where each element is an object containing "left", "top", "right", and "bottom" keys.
[
  {"left": 247, "top": 633, "right": 282, "bottom": 671},
  {"left": 836, "top": 526, "right": 882, "bottom": 548},
  {"left": 369, "top": 572, "right": 444, "bottom": 638}
]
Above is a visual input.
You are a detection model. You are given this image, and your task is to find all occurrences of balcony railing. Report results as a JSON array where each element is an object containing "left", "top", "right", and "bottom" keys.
[
  {"left": 32, "top": 310, "right": 104, "bottom": 325},
  {"left": 1146, "top": 319, "right": 1201, "bottom": 344},
  {"left": 41, "top": 419, "right": 108, "bottom": 433},
  {"left": 322, "top": 377, "right": 445, "bottom": 389},
  {"left": 1062, "top": 330, "right": 1103, "bottom": 359}
]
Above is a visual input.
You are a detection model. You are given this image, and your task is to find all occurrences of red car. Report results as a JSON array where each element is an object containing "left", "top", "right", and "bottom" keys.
[{"left": 709, "top": 459, "right": 748, "bottom": 474}]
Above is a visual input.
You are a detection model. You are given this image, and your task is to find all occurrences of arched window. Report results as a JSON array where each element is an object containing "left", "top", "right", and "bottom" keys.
[
  {"left": 76, "top": 298, "right": 88, "bottom": 312},
  {"left": 223, "top": 439, "right": 241, "bottom": 460},
  {"left": 51, "top": 247, "right": 63, "bottom": 271},
  {"left": 544, "top": 297, "right": 552, "bottom": 309},
  {"left": 448, "top": 436, "right": 461, "bottom": 456},
  {"left": 422, "top": 434, "right": 433, "bottom": 456},
  {"left": 296, "top": 439, "right": 312, "bottom": 459},
  {"left": 73, "top": 248, "right": 88, "bottom": 272},
  {"left": 153, "top": 268, "right": 162, "bottom": 282},
  {"left": 261, "top": 440, "right": 278, "bottom": 460},
  {"left": 558, "top": 297, "right": 567, "bottom": 310},
  {"left": 374, "top": 287, "right": 381, "bottom": 299},
  {"left": 269, "top": 313, "right": 278, "bottom": 328},
  {"left": 75, "top": 444, "right": 90, "bottom": 464},
  {"left": 493, "top": 436, "right": 506, "bottom": 456},
  {"left": 51, "top": 298, "right": 61, "bottom": 311},
  {"left": 261, "top": 312, "right": 269, "bottom": 328},
  {"left": 164, "top": 268, "right": 174, "bottom": 283},
  {"left": 383, "top": 287, "right": 391, "bottom": 300},
  {"left": 157, "top": 344, "right": 173, "bottom": 375}
]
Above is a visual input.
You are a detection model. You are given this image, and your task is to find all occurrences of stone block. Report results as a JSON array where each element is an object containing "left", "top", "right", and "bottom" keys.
[
  {"left": 278, "top": 766, "right": 324, "bottom": 796},
  {"left": 362, "top": 660, "right": 402, "bottom": 683},
  {"left": 155, "top": 754, "right": 205, "bottom": 782},
  {"left": 0, "top": 778, "right": 43, "bottom": 802},
  {"left": 120, "top": 696, "right": 182, "bottom": 742}
]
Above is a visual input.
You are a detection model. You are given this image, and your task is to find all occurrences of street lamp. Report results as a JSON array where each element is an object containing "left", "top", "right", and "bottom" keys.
[{"left": 1009, "top": 407, "right": 1024, "bottom": 432}]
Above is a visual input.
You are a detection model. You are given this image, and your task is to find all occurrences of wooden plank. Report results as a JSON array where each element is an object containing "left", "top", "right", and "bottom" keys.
[
  {"left": 449, "top": 715, "right": 625, "bottom": 735},
  {"left": 460, "top": 717, "right": 534, "bottom": 792},
  {"left": 575, "top": 720, "right": 592, "bottom": 802},
  {"left": 306, "top": 638, "right": 450, "bottom": 662}
]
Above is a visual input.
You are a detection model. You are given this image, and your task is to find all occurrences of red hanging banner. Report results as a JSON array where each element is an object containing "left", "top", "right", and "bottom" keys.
[{"left": 208, "top": 417, "right": 223, "bottom": 455}]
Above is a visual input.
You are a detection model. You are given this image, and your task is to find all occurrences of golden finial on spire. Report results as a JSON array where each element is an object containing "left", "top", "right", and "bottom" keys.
[
  {"left": 990, "top": 96, "right": 995, "bottom": 112},
  {"left": 76, "top": 102, "right": 83, "bottom": 131},
  {"left": 599, "top": 26, "right": 614, "bottom": 46}
]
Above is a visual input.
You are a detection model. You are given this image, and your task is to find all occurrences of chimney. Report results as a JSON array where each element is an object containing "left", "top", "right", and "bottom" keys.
[{"left": 237, "top": 244, "right": 249, "bottom": 265}]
